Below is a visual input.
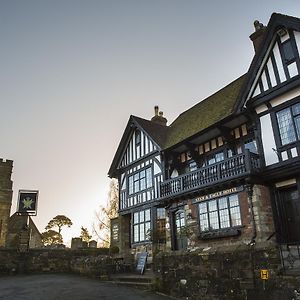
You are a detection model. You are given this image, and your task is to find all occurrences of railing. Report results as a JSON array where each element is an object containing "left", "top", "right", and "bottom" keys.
[
  {"left": 279, "top": 243, "right": 300, "bottom": 274},
  {"left": 160, "top": 150, "right": 260, "bottom": 199}
]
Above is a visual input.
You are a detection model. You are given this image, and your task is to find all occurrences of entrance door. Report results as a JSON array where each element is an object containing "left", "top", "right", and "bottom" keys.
[
  {"left": 174, "top": 210, "right": 187, "bottom": 250},
  {"left": 280, "top": 187, "right": 300, "bottom": 243}
]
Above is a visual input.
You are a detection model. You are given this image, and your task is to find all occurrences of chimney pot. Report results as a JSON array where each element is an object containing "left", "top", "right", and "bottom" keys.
[
  {"left": 151, "top": 106, "right": 167, "bottom": 126},
  {"left": 250, "top": 20, "right": 266, "bottom": 53}
]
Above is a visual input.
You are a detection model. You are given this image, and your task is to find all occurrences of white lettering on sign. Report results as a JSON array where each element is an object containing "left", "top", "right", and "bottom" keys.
[{"left": 193, "top": 187, "right": 243, "bottom": 203}]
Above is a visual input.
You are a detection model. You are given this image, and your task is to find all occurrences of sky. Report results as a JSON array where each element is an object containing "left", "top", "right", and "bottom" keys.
[{"left": 1, "top": 0, "right": 300, "bottom": 245}]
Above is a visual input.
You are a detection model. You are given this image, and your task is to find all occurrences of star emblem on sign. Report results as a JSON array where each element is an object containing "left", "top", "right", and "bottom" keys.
[{"left": 22, "top": 197, "right": 34, "bottom": 209}]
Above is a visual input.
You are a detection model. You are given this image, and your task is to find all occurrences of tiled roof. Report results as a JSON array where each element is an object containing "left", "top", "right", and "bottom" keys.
[{"left": 163, "top": 74, "right": 246, "bottom": 149}]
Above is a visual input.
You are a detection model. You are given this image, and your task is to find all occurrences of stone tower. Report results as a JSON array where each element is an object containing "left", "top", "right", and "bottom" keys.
[{"left": 0, "top": 159, "right": 13, "bottom": 247}]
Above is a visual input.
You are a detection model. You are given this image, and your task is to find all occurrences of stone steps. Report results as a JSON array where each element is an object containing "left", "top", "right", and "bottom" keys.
[{"left": 109, "top": 271, "right": 155, "bottom": 290}]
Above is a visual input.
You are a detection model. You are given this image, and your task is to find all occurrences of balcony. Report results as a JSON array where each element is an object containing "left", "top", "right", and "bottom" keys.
[{"left": 160, "top": 150, "right": 260, "bottom": 199}]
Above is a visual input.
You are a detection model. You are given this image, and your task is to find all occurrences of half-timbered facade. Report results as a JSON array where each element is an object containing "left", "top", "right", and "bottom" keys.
[
  {"left": 242, "top": 14, "right": 300, "bottom": 252},
  {"left": 108, "top": 111, "right": 169, "bottom": 256},
  {"left": 109, "top": 13, "right": 300, "bottom": 266}
]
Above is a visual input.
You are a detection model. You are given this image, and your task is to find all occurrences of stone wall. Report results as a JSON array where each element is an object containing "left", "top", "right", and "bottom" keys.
[
  {"left": 0, "top": 248, "right": 114, "bottom": 277},
  {"left": 153, "top": 244, "right": 300, "bottom": 300}
]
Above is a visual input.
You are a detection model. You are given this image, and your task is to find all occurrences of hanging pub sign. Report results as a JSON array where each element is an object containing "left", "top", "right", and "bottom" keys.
[{"left": 17, "top": 190, "right": 39, "bottom": 215}]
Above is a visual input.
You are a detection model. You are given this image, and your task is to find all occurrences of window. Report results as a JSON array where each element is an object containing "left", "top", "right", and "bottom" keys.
[
  {"left": 189, "top": 161, "right": 197, "bottom": 172},
  {"left": 244, "top": 139, "right": 258, "bottom": 154},
  {"left": 133, "top": 209, "right": 151, "bottom": 243},
  {"left": 276, "top": 102, "right": 300, "bottom": 145},
  {"left": 282, "top": 40, "right": 296, "bottom": 64},
  {"left": 207, "top": 152, "right": 224, "bottom": 165},
  {"left": 156, "top": 208, "right": 166, "bottom": 242},
  {"left": 198, "top": 194, "right": 241, "bottom": 232},
  {"left": 135, "top": 130, "right": 141, "bottom": 158},
  {"left": 135, "top": 130, "right": 141, "bottom": 145},
  {"left": 128, "top": 167, "right": 152, "bottom": 195}
]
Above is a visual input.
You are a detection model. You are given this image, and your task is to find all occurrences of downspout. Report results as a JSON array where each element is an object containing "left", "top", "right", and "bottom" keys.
[{"left": 246, "top": 183, "right": 256, "bottom": 245}]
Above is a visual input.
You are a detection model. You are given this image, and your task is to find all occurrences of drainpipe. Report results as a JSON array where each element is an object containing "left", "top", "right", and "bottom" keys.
[{"left": 246, "top": 183, "right": 256, "bottom": 245}]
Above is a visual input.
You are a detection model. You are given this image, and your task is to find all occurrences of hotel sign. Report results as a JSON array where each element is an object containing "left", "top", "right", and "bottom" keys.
[
  {"left": 17, "top": 190, "right": 39, "bottom": 215},
  {"left": 192, "top": 186, "right": 243, "bottom": 204},
  {"left": 112, "top": 223, "right": 119, "bottom": 241}
]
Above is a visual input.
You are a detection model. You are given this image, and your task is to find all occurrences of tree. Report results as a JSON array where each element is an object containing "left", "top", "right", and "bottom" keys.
[
  {"left": 41, "top": 230, "right": 63, "bottom": 246},
  {"left": 45, "top": 215, "right": 73, "bottom": 234},
  {"left": 93, "top": 179, "right": 118, "bottom": 247},
  {"left": 80, "top": 226, "right": 92, "bottom": 243}
]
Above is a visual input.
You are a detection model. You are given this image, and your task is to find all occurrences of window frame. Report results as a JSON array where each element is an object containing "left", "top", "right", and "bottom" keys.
[
  {"left": 132, "top": 209, "right": 151, "bottom": 244},
  {"left": 128, "top": 166, "right": 153, "bottom": 196},
  {"left": 276, "top": 101, "right": 300, "bottom": 146},
  {"left": 198, "top": 193, "right": 242, "bottom": 233}
]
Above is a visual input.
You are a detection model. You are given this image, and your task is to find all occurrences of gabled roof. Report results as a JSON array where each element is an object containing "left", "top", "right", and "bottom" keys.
[
  {"left": 108, "top": 115, "right": 170, "bottom": 177},
  {"left": 241, "top": 13, "right": 300, "bottom": 108},
  {"left": 163, "top": 75, "right": 246, "bottom": 150},
  {"left": 131, "top": 116, "right": 170, "bottom": 148}
]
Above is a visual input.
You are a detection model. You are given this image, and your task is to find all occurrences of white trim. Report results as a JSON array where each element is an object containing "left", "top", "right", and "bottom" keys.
[
  {"left": 273, "top": 42, "right": 286, "bottom": 83},
  {"left": 288, "top": 62, "right": 298, "bottom": 78},
  {"left": 267, "top": 58, "right": 277, "bottom": 87},
  {"left": 269, "top": 86, "right": 300, "bottom": 107},
  {"left": 281, "top": 151, "right": 288, "bottom": 161},
  {"left": 291, "top": 147, "right": 298, "bottom": 158},
  {"left": 255, "top": 104, "right": 268, "bottom": 114},
  {"left": 260, "top": 114, "right": 279, "bottom": 166},
  {"left": 275, "top": 179, "right": 297, "bottom": 188}
]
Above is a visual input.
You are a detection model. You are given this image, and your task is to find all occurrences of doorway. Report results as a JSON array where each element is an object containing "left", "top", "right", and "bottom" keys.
[
  {"left": 174, "top": 210, "right": 188, "bottom": 250},
  {"left": 278, "top": 186, "right": 300, "bottom": 243}
]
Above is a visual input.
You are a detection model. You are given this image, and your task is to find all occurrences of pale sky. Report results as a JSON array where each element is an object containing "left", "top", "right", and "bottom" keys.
[{"left": 1, "top": 0, "right": 300, "bottom": 245}]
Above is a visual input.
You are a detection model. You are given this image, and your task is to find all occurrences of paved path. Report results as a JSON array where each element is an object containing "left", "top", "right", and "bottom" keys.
[{"left": 0, "top": 274, "right": 172, "bottom": 300}]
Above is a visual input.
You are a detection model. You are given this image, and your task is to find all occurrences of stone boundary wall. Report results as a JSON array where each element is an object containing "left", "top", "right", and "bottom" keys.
[
  {"left": 0, "top": 248, "right": 116, "bottom": 277},
  {"left": 153, "top": 244, "right": 300, "bottom": 300}
]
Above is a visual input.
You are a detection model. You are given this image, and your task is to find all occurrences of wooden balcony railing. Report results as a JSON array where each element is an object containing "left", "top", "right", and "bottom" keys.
[{"left": 160, "top": 150, "right": 260, "bottom": 199}]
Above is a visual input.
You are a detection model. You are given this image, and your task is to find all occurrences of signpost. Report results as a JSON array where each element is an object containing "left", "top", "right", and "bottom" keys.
[
  {"left": 136, "top": 252, "right": 148, "bottom": 275},
  {"left": 260, "top": 269, "right": 269, "bottom": 290},
  {"left": 16, "top": 190, "right": 39, "bottom": 252}
]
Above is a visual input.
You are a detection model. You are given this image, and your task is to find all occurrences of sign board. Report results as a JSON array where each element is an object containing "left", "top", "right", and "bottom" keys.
[
  {"left": 17, "top": 190, "right": 39, "bottom": 215},
  {"left": 260, "top": 269, "right": 269, "bottom": 280},
  {"left": 112, "top": 224, "right": 119, "bottom": 241},
  {"left": 192, "top": 186, "right": 243, "bottom": 204},
  {"left": 136, "top": 252, "right": 148, "bottom": 275}
]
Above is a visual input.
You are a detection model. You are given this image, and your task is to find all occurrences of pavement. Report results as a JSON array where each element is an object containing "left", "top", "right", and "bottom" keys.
[{"left": 0, "top": 274, "right": 173, "bottom": 300}]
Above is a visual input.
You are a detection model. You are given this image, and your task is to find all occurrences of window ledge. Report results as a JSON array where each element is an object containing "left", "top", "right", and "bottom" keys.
[{"left": 199, "top": 228, "right": 241, "bottom": 240}]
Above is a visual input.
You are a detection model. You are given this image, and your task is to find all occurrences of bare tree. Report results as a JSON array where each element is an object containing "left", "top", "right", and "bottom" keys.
[{"left": 93, "top": 179, "right": 118, "bottom": 247}]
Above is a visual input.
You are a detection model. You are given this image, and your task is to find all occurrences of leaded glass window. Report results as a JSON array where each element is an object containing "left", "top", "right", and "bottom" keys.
[
  {"left": 133, "top": 209, "right": 151, "bottom": 243},
  {"left": 276, "top": 102, "right": 300, "bottom": 145},
  {"left": 128, "top": 167, "right": 152, "bottom": 195},
  {"left": 198, "top": 194, "right": 241, "bottom": 232}
]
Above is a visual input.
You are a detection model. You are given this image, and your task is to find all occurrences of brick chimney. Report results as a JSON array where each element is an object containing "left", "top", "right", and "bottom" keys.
[
  {"left": 151, "top": 106, "right": 167, "bottom": 126},
  {"left": 249, "top": 20, "right": 266, "bottom": 52}
]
